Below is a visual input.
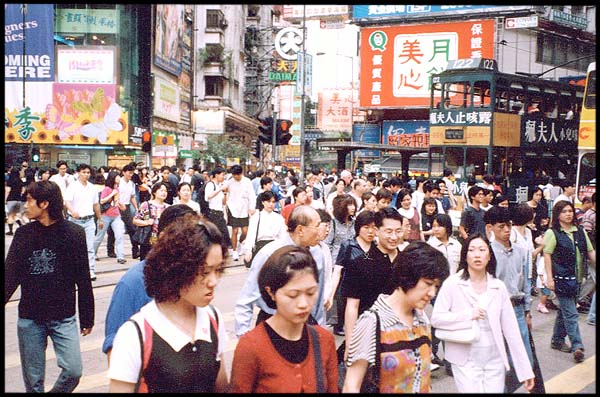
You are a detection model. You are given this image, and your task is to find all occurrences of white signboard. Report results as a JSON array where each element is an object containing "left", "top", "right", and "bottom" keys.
[
  {"left": 505, "top": 16, "right": 538, "bottom": 29},
  {"left": 153, "top": 77, "right": 180, "bottom": 123},
  {"left": 296, "top": 53, "right": 313, "bottom": 96},
  {"left": 193, "top": 109, "right": 225, "bottom": 134},
  {"left": 57, "top": 47, "right": 116, "bottom": 84}
]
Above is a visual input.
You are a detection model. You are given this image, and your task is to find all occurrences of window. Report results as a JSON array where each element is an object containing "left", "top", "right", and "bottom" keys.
[
  {"left": 206, "top": 9, "right": 224, "bottom": 29},
  {"left": 205, "top": 76, "right": 223, "bottom": 97}
]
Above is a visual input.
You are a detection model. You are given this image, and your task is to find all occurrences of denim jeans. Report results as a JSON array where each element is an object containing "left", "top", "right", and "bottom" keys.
[
  {"left": 17, "top": 315, "right": 82, "bottom": 393},
  {"left": 553, "top": 295, "right": 584, "bottom": 350},
  {"left": 587, "top": 292, "right": 596, "bottom": 323},
  {"left": 69, "top": 217, "right": 96, "bottom": 274},
  {"left": 94, "top": 215, "right": 125, "bottom": 260},
  {"left": 504, "top": 304, "right": 534, "bottom": 393}
]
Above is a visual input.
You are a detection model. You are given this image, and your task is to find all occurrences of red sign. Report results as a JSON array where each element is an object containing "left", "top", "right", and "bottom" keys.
[{"left": 359, "top": 20, "right": 495, "bottom": 108}]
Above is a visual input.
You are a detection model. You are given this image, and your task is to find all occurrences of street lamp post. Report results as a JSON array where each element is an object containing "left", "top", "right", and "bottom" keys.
[{"left": 299, "top": 5, "right": 307, "bottom": 182}]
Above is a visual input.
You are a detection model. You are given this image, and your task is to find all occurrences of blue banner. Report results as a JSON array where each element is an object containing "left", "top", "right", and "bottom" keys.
[
  {"left": 5, "top": 4, "right": 55, "bottom": 82},
  {"left": 353, "top": 5, "right": 519, "bottom": 20},
  {"left": 353, "top": 123, "right": 381, "bottom": 157},
  {"left": 382, "top": 120, "right": 429, "bottom": 148}
]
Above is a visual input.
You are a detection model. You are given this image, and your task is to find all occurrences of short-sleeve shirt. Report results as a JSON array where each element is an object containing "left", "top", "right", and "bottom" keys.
[
  {"left": 543, "top": 225, "right": 594, "bottom": 267},
  {"left": 460, "top": 205, "right": 486, "bottom": 237}
]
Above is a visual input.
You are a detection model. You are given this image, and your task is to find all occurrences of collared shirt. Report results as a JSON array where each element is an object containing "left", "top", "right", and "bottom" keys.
[
  {"left": 226, "top": 176, "right": 256, "bottom": 218},
  {"left": 491, "top": 240, "right": 531, "bottom": 311},
  {"left": 63, "top": 179, "right": 98, "bottom": 217},
  {"left": 205, "top": 180, "right": 224, "bottom": 211},
  {"left": 108, "top": 300, "right": 228, "bottom": 384},
  {"left": 234, "top": 234, "right": 326, "bottom": 337},
  {"left": 427, "top": 236, "right": 461, "bottom": 275},
  {"left": 242, "top": 210, "right": 288, "bottom": 254}
]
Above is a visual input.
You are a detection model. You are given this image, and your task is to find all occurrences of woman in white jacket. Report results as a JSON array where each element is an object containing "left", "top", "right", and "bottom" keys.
[{"left": 431, "top": 233, "right": 535, "bottom": 393}]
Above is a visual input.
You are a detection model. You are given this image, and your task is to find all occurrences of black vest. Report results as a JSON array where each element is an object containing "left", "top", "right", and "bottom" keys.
[{"left": 550, "top": 226, "right": 588, "bottom": 281}]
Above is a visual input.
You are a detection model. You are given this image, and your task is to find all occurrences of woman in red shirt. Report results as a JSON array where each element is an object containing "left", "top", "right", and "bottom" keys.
[{"left": 230, "top": 245, "right": 339, "bottom": 392}]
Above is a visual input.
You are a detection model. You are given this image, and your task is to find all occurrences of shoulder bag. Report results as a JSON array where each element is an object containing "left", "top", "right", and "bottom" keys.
[
  {"left": 132, "top": 202, "right": 153, "bottom": 246},
  {"left": 244, "top": 212, "right": 273, "bottom": 268},
  {"left": 99, "top": 190, "right": 112, "bottom": 213},
  {"left": 434, "top": 288, "right": 481, "bottom": 344}
]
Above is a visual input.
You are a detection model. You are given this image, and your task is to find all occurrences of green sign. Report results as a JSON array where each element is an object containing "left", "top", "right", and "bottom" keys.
[
  {"left": 550, "top": 9, "right": 587, "bottom": 30},
  {"left": 179, "top": 149, "right": 196, "bottom": 159},
  {"left": 269, "top": 71, "right": 297, "bottom": 82}
]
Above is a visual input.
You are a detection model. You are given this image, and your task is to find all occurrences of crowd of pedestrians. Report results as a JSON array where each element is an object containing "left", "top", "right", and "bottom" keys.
[{"left": 4, "top": 161, "right": 596, "bottom": 393}]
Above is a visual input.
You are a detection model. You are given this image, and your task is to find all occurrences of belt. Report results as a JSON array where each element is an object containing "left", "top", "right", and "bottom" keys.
[
  {"left": 72, "top": 215, "right": 94, "bottom": 221},
  {"left": 510, "top": 295, "right": 525, "bottom": 306},
  {"left": 209, "top": 209, "right": 223, "bottom": 213}
]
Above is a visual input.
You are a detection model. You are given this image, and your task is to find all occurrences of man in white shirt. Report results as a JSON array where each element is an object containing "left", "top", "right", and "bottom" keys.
[
  {"left": 349, "top": 178, "right": 369, "bottom": 210},
  {"left": 109, "top": 163, "right": 140, "bottom": 259},
  {"left": 553, "top": 179, "right": 575, "bottom": 204},
  {"left": 225, "top": 164, "right": 256, "bottom": 261},
  {"left": 205, "top": 167, "right": 231, "bottom": 249},
  {"left": 180, "top": 167, "right": 194, "bottom": 185},
  {"left": 63, "top": 163, "right": 104, "bottom": 280},
  {"left": 49, "top": 160, "right": 74, "bottom": 212}
]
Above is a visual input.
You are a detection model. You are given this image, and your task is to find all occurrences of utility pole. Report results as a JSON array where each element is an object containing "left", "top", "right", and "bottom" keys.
[
  {"left": 298, "top": 4, "right": 307, "bottom": 182},
  {"left": 271, "top": 110, "right": 278, "bottom": 167}
]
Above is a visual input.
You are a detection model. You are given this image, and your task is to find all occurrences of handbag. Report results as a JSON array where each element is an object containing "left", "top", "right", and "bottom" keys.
[
  {"left": 133, "top": 202, "right": 153, "bottom": 246},
  {"left": 553, "top": 275, "right": 578, "bottom": 297},
  {"left": 99, "top": 191, "right": 112, "bottom": 213},
  {"left": 337, "top": 309, "right": 381, "bottom": 393},
  {"left": 435, "top": 320, "right": 480, "bottom": 344},
  {"left": 244, "top": 213, "right": 273, "bottom": 268}
]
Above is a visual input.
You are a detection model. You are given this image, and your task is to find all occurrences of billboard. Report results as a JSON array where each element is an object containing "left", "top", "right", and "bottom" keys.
[
  {"left": 382, "top": 120, "right": 429, "bottom": 149},
  {"left": 352, "top": 123, "right": 381, "bottom": 157},
  {"left": 317, "top": 88, "right": 359, "bottom": 133},
  {"left": 154, "top": 4, "right": 184, "bottom": 76},
  {"left": 359, "top": 20, "right": 495, "bottom": 108}
]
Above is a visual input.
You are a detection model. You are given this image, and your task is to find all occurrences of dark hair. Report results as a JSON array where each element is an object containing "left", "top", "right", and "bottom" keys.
[
  {"left": 443, "top": 168, "right": 453, "bottom": 177},
  {"left": 354, "top": 210, "right": 377, "bottom": 235},
  {"left": 145, "top": 216, "right": 227, "bottom": 303},
  {"left": 316, "top": 208, "right": 331, "bottom": 224},
  {"left": 581, "top": 196, "right": 592, "bottom": 205},
  {"left": 25, "top": 181, "right": 64, "bottom": 221},
  {"left": 375, "top": 206, "right": 403, "bottom": 228},
  {"left": 360, "top": 191, "right": 375, "bottom": 210},
  {"left": 257, "top": 190, "right": 276, "bottom": 210},
  {"left": 230, "top": 164, "right": 243, "bottom": 175},
  {"left": 559, "top": 179, "right": 575, "bottom": 189},
  {"left": 260, "top": 176, "right": 273, "bottom": 188},
  {"left": 433, "top": 213, "right": 453, "bottom": 238},
  {"left": 289, "top": 176, "right": 299, "bottom": 186},
  {"left": 483, "top": 174, "right": 494, "bottom": 184},
  {"left": 292, "top": 186, "right": 306, "bottom": 199},
  {"left": 93, "top": 172, "right": 106, "bottom": 185},
  {"left": 483, "top": 205, "right": 511, "bottom": 226},
  {"left": 177, "top": 181, "right": 192, "bottom": 193},
  {"left": 512, "top": 203, "right": 534, "bottom": 226},
  {"left": 491, "top": 194, "right": 509, "bottom": 207},
  {"left": 468, "top": 185, "right": 484, "bottom": 203},
  {"left": 122, "top": 163, "right": 135, "bottom": 173},
  {"left": 375, "top": 187, "right": 393, "bottom": 201},
  {"left": 384, "top": 241, "right": 449, "bottom": 293},
  {"left": 56, "top": 160, "right": 68, "bottom": 169},
  {"left": 105, "top": 171, "right": 120, "bottom": 188},
  {"left": 551, "top": 200, "right": 575, "bottom": 229},
  {"left": 421, "top": 197, "right": 438, "bottom": 216},
  {"left": 157, "top": 204, "right": 198, "bottom": 236},
  {"left": 76, "top": 163, "right": 91, "bottom": 172},
  {"left": 258, "top": 246, "right": 318, "bottom": 309},
  {"left": 210, "top": 167, "right": 225, "bottom": 177},
  {"left": 456, "top": 233, "right": 497, "bottom": 280},
  {"left": 151, "top": 181, "right": 170, "bottom": 196},
  {"left": 332, "top": 194, "right": 357, "bottom": 223},
  {"left": 528, "top": 186, "right": 544, "bottom": 201},
  {"left": 160, "top": 165, "right": 171, "bottom": 173},
  {"left": 395, "top": 188, "right": 412, "bottom": 209}
]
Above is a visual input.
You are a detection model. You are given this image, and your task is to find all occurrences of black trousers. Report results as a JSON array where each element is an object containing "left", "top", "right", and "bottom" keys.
[{"left": 207, "top": 209, "right": 231, "bottom": 247}]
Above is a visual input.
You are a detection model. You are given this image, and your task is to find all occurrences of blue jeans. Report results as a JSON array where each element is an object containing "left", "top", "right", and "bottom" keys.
[
  {"left": 504, "top": 304, "right": 534, "bottom": 393},
  {"left": 69, "top": 217, "right": 96, "bottom": 274},
  {"left": 93, "top": 215, "right": 125, "bottom": 260},
  {"left": 587, "top": 291, "right": 596, "bottom": 323},
  {"left": 17, "top": 315, "right": 82, "bottom": 393},
  {"left": 553, "top": 295, "right": 584, "bottom": 350}
]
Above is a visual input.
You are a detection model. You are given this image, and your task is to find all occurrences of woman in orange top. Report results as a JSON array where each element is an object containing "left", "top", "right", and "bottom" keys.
[{"left": 230, "top": 246, "right": 338, "bottom": 392}]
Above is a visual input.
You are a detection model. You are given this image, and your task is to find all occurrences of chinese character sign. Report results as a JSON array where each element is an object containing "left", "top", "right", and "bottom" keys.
[
  {"left": 317, "top": 88, "right": 361, "bottom": 132},
  {"left": 382, "top": 120, "right": 430, "bottom": 148},
  {"left": 359, "top": 20, "right": 494, "bottom": 108},
  {"left": 521, "top": 116, "right": 578, "bottom": 152}
]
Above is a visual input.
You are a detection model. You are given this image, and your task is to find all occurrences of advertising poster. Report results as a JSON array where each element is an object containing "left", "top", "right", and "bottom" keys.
[
  {"left": 359, "top": 20, "right": 494, "bottom": 108},
  {"left": 352, "top": 123, "right": 381, "bottom": 157},
  {"left": 154, "top": 4, "right": 184, "bottom": 76},
  {"left": 382, "top": 120, "right": 430, "bottom": 149}
]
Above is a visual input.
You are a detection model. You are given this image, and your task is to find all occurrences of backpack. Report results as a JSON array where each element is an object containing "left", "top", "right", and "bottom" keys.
[{"left": 198, "top": 181, "right": 215, "bottom": 217}]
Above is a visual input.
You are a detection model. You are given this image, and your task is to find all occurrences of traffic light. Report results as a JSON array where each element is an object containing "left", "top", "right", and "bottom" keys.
[
  {"left": 258, "top": 116, "right": 274, "bottom": 144},
  {"left": 276, "top": 119, "right": 293, "bottom": 145},
  {"left": 31, "top": 147, "right": 40, "bottom": 162},
  {"left": 142, "top": 130, "right": 152, "bottom": 153},
  {"left": 251, "top": 139, "right": 260, "bottom": 158}
]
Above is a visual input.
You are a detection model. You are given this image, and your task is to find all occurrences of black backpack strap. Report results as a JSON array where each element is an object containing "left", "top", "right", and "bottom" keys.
[
  {"left": 308, "top": 324, "right": 326, "bottom": 393},
  {"left": 128, "top": 319, "right": 144, "bottom": 393}
]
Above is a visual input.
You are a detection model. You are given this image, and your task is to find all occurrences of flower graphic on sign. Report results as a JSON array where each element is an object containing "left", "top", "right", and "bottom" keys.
[{"left": 81, "top": 102, "right": 123, "bottom": 143}]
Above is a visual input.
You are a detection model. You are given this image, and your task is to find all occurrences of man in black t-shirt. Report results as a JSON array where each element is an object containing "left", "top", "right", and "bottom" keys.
[{"left": 5, "top": 180, "right": 95, "bottom": 393}]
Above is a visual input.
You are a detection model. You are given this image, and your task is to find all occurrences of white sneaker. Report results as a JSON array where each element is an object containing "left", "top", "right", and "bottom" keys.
[
  {"left": 431, "top": 363, "right": 440, "bottom": 371},
  {"left": 232, "top": 251, "right": 239, "bottom": 261}
]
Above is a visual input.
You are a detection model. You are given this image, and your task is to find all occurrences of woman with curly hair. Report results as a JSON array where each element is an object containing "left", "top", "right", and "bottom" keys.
[{"left": 108, "top": 216, "right": 230, "bottom": 393}]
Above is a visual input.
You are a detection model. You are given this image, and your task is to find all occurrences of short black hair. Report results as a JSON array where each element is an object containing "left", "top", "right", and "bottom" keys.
[
  {"left": 511, "top": 203, "right": 534, "bottom": 226},
  {"left": 230, "top": 164, "right": 243, "bottom": 175},
  {"left": 122, "top": 163, "right": 135, "bottom": 173},
  {"left": 76, "top": 163, "right": 91, "bottom": 172},
  {"left": 258, "top": 246, "right": 318, "bottom": 309},
  {"left": 433, "top": 213, "right": 453, "bottom": 237},
  {"left": 384, "top": 241, "right": 449, "bottom": 294},
  {"left": 260, "top": 176, "right": 273, "bottom": 188},
  {"left": 355, "top": 210, "right": 377, "bottom": 235},
  {"left": 375, "top": 207, "right": 403, "bottom": 228},
  {"left": 483, "top": 205, "right": 511, "bottom": 225},
  {"left": 375, "top": 188, "right": 392, "bottom": 201},
  {"left": 468, "top": 185, "right": 484, "bottom": 203},
  {"left": 316, "top": 208, "right": 331, "bottom": 224},
  {"left": 26, "top": 181, "right": 64, "bottom": 222},
  {"left": 210, "top": 167, "right": 225, "bottom": 177}
]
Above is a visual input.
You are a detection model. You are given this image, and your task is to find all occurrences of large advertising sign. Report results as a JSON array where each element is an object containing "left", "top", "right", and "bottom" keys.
[
  {"left": 5, "top": 4, "right": 55, "bottom": 82},
  {"left": 352, "top": 123, "right": 381, "bottom": 157},
  {"left": 353, "top": 5, "right": 534, "bottom": 20},
  {"left": 382, "top": 120, "right": 429, "bottom": 149},
  {"left": 317, "top": 88, "right": 360, "bottom": 133},
  {"left": 359, "top": 20, "right": 494, "bottom": 108},
  {"left": 55, "top": 8, "right": 118, "bottom": 34},
  {"left": 57, "top": 47, "right": 116, "bottom": 84},
  {"left": 5, "top": 83, "right": 129, "bottom": 145},
  {"left": 153, "top": 77, "right": 180, "bottom": 122},
  {"left": 154, "top": 4, "right": 184, "bottom": 76}
]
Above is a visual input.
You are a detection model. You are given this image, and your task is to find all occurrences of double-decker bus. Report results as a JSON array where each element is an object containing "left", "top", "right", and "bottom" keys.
[
  {"left": 575, "top": 62, "right": 596, "bottom": 204},
  {"left": 428, "top": 58, "right": 584, "bottom": 195}
]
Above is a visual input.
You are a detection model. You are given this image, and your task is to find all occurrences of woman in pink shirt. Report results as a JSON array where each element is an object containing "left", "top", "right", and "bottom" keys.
[{"left": 431, "top": 233, "right": 535, "bottom": 393}]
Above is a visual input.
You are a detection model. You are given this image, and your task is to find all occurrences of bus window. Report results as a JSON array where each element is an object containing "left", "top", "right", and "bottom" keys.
[
  {"left": 577, "top": 153, "right": 596, "bottom": 201},
  {"left": 584, "top": 69, "right": 595, "bottom": 109},
  {"left": 474, "top": 80, "right": 491, "bottom": 108},
  {"left": 465, "top": 148, "right": 489, "bottom": 177},
  {"left": 444, "top": 81, "right": 470, "bottom": 108}
]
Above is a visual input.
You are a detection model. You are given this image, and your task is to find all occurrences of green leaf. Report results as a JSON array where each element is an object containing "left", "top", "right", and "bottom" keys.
[{"left": 91, "top": 88, "right": 104, "bottom": 112}]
